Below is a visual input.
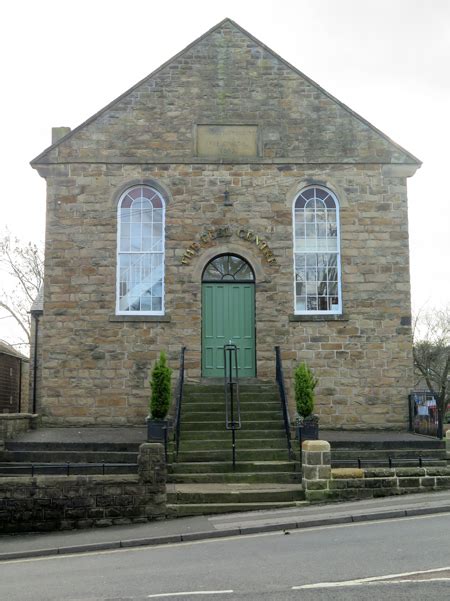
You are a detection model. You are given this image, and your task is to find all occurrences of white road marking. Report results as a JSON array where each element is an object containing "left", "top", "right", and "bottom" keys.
[
  {"left": 293, "top": 566, "right": 450, "bottom": 589},
  {"left": 147, "top": 592, "right": 233, "bottom": 598}
]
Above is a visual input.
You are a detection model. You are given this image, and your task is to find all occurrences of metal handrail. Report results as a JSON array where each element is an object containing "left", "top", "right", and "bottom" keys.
[
  {"left": 173, "top": 346, "right": 186, "bottom": 457},
  {"left": 275, "top": 346, "right": 294, "bottom": 460},
  {"left": 224, "top": 343, "right": 241, "bottom": 470}
]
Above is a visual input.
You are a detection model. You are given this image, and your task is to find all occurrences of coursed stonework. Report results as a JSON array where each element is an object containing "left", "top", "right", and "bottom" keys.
[{"left": 32, "top": 19, "right": 419, "bottom": 429}]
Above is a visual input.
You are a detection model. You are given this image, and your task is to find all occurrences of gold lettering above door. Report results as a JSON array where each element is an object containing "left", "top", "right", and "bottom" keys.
[{"left": 181, "top": 226, "right": 276, "bottom": 265}]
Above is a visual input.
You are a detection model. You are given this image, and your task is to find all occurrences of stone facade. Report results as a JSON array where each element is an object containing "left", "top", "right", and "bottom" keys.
[{"left": 31, "top": 19, "right": 420, "bottom": 429}]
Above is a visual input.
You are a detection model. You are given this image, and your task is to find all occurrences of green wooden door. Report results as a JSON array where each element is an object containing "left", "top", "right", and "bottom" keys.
[{"left": 202, "top": 283, "right": 256, "bottom": 377}]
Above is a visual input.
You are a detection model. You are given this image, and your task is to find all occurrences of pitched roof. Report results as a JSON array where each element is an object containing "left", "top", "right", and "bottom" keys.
[{"left": 31, "top": 18, "right": 421, "bottom": 166}]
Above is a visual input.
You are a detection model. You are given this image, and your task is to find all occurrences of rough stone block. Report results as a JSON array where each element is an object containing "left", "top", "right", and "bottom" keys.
[
  {"left": 398, "top": 478, "right": 421, "bottom": 488},
  {"left": 305, "top": 490, "right": 329, "bottom": 502},
  {"left": 332, "top": 468, "right": 364, "bottom": 479},
  {"left": 304, "top": 479, "right": 329, "bottom": 491}
]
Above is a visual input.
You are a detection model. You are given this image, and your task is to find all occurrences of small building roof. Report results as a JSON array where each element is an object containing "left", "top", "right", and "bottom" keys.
[{"left": 0, "top": 340, "right": 29, "bottom": 361}]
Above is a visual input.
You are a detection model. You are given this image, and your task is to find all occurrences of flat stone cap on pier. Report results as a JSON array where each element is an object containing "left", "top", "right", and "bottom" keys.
[{"left": 302, "top": 440, "right": 330, "bottom": 452}]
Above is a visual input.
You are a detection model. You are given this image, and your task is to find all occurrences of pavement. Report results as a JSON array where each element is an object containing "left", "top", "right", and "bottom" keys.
[{"left": 1, "top": 489, "right": 450, "bottom": 562}]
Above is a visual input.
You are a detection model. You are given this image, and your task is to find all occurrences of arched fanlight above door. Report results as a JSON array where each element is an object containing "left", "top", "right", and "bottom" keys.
[{"left": 202, "top": 254, "right": 255, "bottom": 282}]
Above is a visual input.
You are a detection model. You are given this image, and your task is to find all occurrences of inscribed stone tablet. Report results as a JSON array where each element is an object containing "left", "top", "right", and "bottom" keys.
[{"left": 197, "top": 125, "right": 258, "bottom": 158}]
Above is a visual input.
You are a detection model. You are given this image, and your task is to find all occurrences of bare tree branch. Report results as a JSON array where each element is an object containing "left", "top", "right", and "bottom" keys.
[{"left": 0, "top": 231, "right": 44, "bottom": 352}]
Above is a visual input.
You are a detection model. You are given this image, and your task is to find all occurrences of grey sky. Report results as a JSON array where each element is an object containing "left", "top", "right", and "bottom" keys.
[{"left": 1, "top": 0, "right": 449, "bottom": 344}]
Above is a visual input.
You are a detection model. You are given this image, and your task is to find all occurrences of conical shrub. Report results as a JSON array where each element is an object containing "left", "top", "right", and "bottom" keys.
[{"left": 150, "top": 352, "right": 172, "bottom": 419}]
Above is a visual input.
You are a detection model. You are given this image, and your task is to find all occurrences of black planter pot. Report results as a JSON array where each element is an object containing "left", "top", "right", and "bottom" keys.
[
  {"left": 297, "top": 416, "right": 319, "bottom": 442},
  {"left": 146, "top": 417, "right": 168, "bottom": 442}
]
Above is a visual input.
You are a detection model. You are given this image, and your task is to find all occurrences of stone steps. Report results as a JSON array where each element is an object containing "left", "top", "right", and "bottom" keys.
[
  {"left": 175, "top": 438, "right": 288, "bottom": 451},
  {"left": 166, "top": 501, "right": 303, "bottom": 517},
  {"left": 182, "top": 401, "right": 280, "bottom": 412},
  {"left": 169, "top": 461, "right": 298, "bottom": 474},
  {"left": 169, "top": 380, "right": 299, "bottom": 511},
  {"left": 180, "top": 420, "right": 284, "bottom": 431},
  {"left": 329, "top": 439, "right": 445, "bottom": 450},
  {"left": 4, "top": 441, "right": 140, "bottom": 452},
  {"left": 0, "top": 450, "right": 138, "bottom": 464},
  {"left": 176, "top": 449, "right": 295, "bottom": 462},
  {"left": 167, "top": 484, "right": 304, "bottom": 504},
  {"left": 328, "top": 438, "right": 447, "bottom": 468},
  {"left": 179, "top": 429, "right": 285, "bottom": 441},
  {"left": 182, "top": 411, "right": 282, "bottom": 422},
  {"left": 168, "top": 472, "right": 300, "bottom": 484}
]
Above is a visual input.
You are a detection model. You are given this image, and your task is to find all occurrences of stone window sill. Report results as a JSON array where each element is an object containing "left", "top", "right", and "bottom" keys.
[
  {"left": 109, "top": 314, "right": 171, "bottom": 323},
  {"left": 289, "top": 314, "right": 349, "bottom": 322}
]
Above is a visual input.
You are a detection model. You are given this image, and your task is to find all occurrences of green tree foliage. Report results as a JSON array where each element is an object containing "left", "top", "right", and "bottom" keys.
[
  {"left": 149, "top": 352, "right": 172, "bottom": 419},
  {"left": 294, "top": 363, "right": 318, "bottom": 417}
]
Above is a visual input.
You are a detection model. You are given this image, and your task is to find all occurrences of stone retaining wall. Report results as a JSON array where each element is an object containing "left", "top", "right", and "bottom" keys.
[
  {"left": 302, "top": 439, "right": 450, "bottom": 502},
  {"left": 328, "top": 466, "right": 450, "bottom": 501},
  {"left": 0, "top": 443, "right": 166, "bottom": 533},
  {"left": 0, "top": 414, "right": 39, "bottom": 447}
]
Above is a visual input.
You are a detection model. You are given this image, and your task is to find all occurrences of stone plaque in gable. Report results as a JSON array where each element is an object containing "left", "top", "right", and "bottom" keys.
[{"left": 196, "top": 125, "right": 259, "bottom": 158}]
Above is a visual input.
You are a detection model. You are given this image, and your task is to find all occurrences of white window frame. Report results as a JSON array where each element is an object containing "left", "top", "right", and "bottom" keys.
[
  {"left": 292, "top": 185, "right": 342, "bottom": 315},
  {"left": 116, "top": 185, "right": 165, "bottom": 316}
]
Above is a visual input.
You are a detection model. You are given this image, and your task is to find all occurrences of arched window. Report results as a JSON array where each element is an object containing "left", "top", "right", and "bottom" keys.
[
  {"left": 117, "top": 185, "right": 165, "bottom": 314},
  {"left": 293, "top": 186, "right": 341, "bottom": 314}
]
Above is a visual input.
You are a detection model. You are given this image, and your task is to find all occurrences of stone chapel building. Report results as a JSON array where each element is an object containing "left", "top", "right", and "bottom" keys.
[{"left": 30, "top": 18, "right": 421, "bottom": 430}]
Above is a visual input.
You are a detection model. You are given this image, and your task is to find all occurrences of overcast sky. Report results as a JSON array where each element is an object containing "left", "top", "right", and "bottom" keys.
[{"left": 1, "top": 0, "right": 449, "bottom": 346}]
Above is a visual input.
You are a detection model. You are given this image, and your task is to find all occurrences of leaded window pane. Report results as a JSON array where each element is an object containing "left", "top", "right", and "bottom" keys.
[
  {"left": 203, "top": 255, "right": 254, "bottom": 282},
  {"left": 117, "top": 185, "right": 165, "bottom": 314},
  {"left": 294, "top": 186, "right": 341, "bottom": 314}
]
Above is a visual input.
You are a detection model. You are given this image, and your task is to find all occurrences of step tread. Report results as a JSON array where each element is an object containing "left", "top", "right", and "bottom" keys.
[
  {"left": 168, "top": 473, "right": 300, "bottom": 483},
  {"left": 167, "top": 483, "right": 303, "bottom": 492}
]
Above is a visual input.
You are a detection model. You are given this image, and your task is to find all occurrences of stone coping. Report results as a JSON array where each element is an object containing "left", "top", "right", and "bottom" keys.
[
  {"left": 0, "top": 413, "right": 38, "bottom": 421},
  {"left": 302, "top": 440, "right": 330, "bottom": 452}
]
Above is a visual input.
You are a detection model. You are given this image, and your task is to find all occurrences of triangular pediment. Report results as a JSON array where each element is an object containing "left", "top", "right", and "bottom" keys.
[{"left": 31, "top": 18, "right": 420, "bottom": 166}]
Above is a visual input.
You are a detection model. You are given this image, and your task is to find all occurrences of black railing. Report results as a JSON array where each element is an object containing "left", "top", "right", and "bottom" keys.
[
  {"left": 173, "top": 346, "right": 186, "bottom": 457},
  {"left": 333, "top": 456, "right": 444, "bottom": 469},
  {"left": 224, "top": 343, "right": 241, "bottom": 469},
  {"left": 275, "top": 346, "right": 294, "bottom": 460},
  {"left": 0, "top": 463, "right": 138, "bottom": 477}
]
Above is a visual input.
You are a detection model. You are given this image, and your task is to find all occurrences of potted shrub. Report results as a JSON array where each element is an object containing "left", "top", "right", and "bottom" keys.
[
  {"left": 147, "top": 352, "right": 172, "bottom": 442},
  {"left": 294, "top": 362, "right": 319, "bottom": 441}
]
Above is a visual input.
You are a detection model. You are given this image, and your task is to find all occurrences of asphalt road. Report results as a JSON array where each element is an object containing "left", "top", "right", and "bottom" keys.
[{"left": 1, "top": 513, "right": 449, "bottom": 600}]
